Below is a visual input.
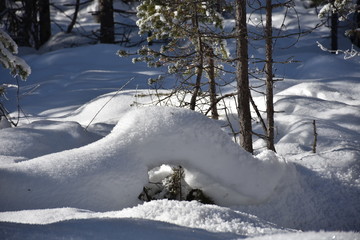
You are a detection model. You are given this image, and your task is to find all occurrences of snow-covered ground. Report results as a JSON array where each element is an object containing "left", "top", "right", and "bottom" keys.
[{"left": 0, "top": 0, "right": 359, "bottom": 239}]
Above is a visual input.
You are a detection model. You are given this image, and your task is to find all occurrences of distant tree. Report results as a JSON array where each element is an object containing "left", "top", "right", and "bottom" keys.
[
  {"left": 39, "top": 0, "right": 51, "bottom": 46},
  {"left": 316, "top": 0, "right": 357, "bottom": 50},
  {"left": 0, "top": 1, "right": 5, "bottom": 15},
  {"left": 99, "top": 0, "right": 115, "bottom": 43},
  {"left": 1, "top": 0, "right": 51, "bottom": 49}
]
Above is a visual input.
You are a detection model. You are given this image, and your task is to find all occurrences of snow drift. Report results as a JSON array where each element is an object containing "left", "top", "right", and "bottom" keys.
[{"left": 0, "top": 106, "right": 288, "bottom": 211}]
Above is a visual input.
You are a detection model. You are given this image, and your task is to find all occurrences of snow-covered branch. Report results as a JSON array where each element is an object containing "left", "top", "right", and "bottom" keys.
[
  {"left": 317, "top": 41, "right": 360, "bottom": 59},
  {"left": 0, "top": 29, "right": 31, "bottom": 80}
]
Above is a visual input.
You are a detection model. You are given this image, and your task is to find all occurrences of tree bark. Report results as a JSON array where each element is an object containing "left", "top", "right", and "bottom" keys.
[
  {"left": 190, "top": 65, "right": 203, "bottom": 111},
  {"left": 99, "top": 0, "right": 115, "bottom": 43},
  {"left": 39, "top": 0, "right": 51, "bottom": 46},
  {"left": 265, "top": 0, "right": 276, "bottom": 152},
  {"left": 22, "top": 0, "right": 38, "bottom": 48},
  {"left": 330, "top": 12, "right": 338, "bottom": 52},
  {"left": 0, "top": 0, "right": 5, "bottom": 16},
  {"left": 235, "top": 0, "right": 253, "bottom": 153},
  {"left": 190, "top": 4, "right": 203, "bottom": 111},
  {"left": 207, "top": 49, "right": 219, "bottom": 120}
]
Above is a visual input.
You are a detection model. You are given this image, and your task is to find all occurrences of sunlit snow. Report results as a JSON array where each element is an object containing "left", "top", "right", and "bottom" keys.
[{"left": 0, "top": 0, "right": 359, "bottom": 239}]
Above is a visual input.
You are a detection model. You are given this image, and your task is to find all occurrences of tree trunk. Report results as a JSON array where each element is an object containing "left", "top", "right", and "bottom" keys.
[
  {"left": 190, "top": 65, "right": 203, "bottom": 110},
  {"left": 67, "top": 0, "right": 80, "bottom": 33},
  {"left": 0, "top": 1, "right": 5, "bottom": 16},
  {"left": 99, "top": 0, "right": 115, "bottom": 43},
  {"left": 207, "top": 49, "right": 219, "bottom": 120},
  {"left": 235, "top": 0, "right": 253, "bottom": 153},
  {"left": 22, "top": 0, "right": 39, "bottom": 48},
  {"left": 265, "top": 0, "right": 276, "bottom": 152},
  {"left": 329, "top": 0, "right": 338, "bottom": 52},
  {"left": 39, "top": 0, "right": 51, "bottom": 46},
  {"left": 190, "top": 5, "right": 203, "bottom": 111},
  {"left": 331, "top": 11, "right": 338, "bottom": 52}
]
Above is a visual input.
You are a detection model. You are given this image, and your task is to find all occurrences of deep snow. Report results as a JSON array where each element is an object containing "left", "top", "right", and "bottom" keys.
[{"left": 0, "top": 0, "right": 360, "bottom": 239}]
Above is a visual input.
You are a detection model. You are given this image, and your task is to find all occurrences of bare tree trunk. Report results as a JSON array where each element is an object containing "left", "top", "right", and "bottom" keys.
[
  {"left": 331, "top": 12, "right": 338, "bottom": 52},
  {"left": 0, "top": 1, "right": 5, "bottom": 15},
  {"left": 67, "top": 0, "right": 80, "bottom": 33},
  {"left": 207, "top": 49, "right": 219, "bottom": 120},
  {"left": 312, "top": 120, "right": 317, "bottom": 153},
  {"left": 22, "top": 0, "right": 39, "bottom": 48},
  {"left": 39, "top": 0, "right": 51, "bottom": 45},
  {"left": 99, "top": 0, "right": 115, "bottom": 43},
  {"left": 190, "top": 5, "right": 204, "bottom": 111},
  {"left": 190, "top": 65, "right": 203, "bottom": 110},
  {"left": 235, "top": 0, "right": 253, "bottom": 153},
  {"left": 265, "top": 0, "right": 276, "bottom": 152}
]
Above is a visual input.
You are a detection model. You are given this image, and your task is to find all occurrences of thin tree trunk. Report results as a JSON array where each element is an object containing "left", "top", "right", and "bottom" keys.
[
  {"left": 265, "top": 0, "right": 276, "bottom": 152},
  {"left": 331, "top": 12, "right": 338, "bottom": 52},
  {"left": 235, "top": 0, "right": 253, "bottom": 153},
  {"left": 23, "top": 0, "right": 38, "bottom": 48},
  {"left": 99, "top": 0, "right": 115, "bottom": 43},
  {"left": 0, "top": 1, "right": 5, "bottom": 15},
  {"left": 67, "top": 0, "right": 80, "bottom": 33},
  {"left": 190, "top": 3, "right": 203, "bottom": 111},
  {"left": 190, "top": 66, "right": 203, "bottom": 110},
  {"left": 39, "top": 0, "right": 51, "bottom": 46},
  {"left": 312, "top": 120, "right": 317, "bottom": 153},
  {"left": 207, "top": 50, "right": 219, "bottom": 119}
]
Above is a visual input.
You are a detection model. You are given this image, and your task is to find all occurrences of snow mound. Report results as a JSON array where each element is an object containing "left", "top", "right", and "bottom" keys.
[
  {"left": 0, "top": 200, "right": 292, "bottom": 237},
  {"left": 0, "top": 107, "right": 288, "bottom": 211},
  {"left": 297, "top": 54, "right": 360, "bottom": 80},
  {"left": 115, "top": 200, "right": 292, "bottom": 236},
  {"left": 64, "top": 90, "right": 139, "bottom": 125},
  {"left": 248, "top": 231, "right": 360, "bottom": 240},
  {"left": 0, "top": 219, "right": 235, "bottom": 240},
  {"left": 0, "top": 120, "right": 100, "bottom": 164},
  {"left": 1, "top": 201, "right": 358, "bottom": 239}
]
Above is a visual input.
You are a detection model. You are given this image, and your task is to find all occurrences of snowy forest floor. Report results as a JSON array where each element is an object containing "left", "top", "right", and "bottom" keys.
[{"left": 0, "top": 0, "right": 360, "bottom": 239}]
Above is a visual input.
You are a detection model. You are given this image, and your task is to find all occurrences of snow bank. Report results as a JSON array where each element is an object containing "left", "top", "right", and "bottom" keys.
[
  {"left": 0, "top": 200, "right": 291, "bottom": 237},
  {"left": 0, "top": 201, "right": 358, "bottom": 240},
  {"left": 0, "top": 120, "right": 100, "bottom": 164},
  {"left": 238, "top": 79, "right": 360, "bottom": 231},
  {"left": 64, "top": 90, "right": 142, "bottom": 125},
  {"left": 0, "top": 107, "right": 288, "bottom": 211},
  {"left": 0, "top": 218, "right": 234, "bottom": 240},
  {"left": 249, "top": 232, "right": 360, "bottom": 240}
]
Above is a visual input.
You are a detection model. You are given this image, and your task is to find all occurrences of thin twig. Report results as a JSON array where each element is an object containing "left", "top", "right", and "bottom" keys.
[{"left": 85, "top": 77, "right": 134, "bottom": 131}]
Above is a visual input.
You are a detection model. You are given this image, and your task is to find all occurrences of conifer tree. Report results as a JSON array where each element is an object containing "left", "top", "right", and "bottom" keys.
[
  {"left": 0, "top": 29, "right": 31, "bottom": 80},
  {"left": 123, "top": 0, "right": 228, "bottom": 118},
  {"left": 0, "top": 29, "right": 31, "bottom": 126}
]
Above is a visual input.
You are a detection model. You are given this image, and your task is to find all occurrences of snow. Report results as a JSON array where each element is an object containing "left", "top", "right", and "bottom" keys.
[
  {"left": 0, "top": 0, "right": 359, "bottom": 239},
  {"left": 0, "top": 106, "right": 288, "bottom": 211}
]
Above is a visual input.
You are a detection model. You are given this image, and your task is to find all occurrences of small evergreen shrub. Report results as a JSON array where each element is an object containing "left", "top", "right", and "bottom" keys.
[{"left": 138, "top": 165, "right": 214, "bottom": 204}]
